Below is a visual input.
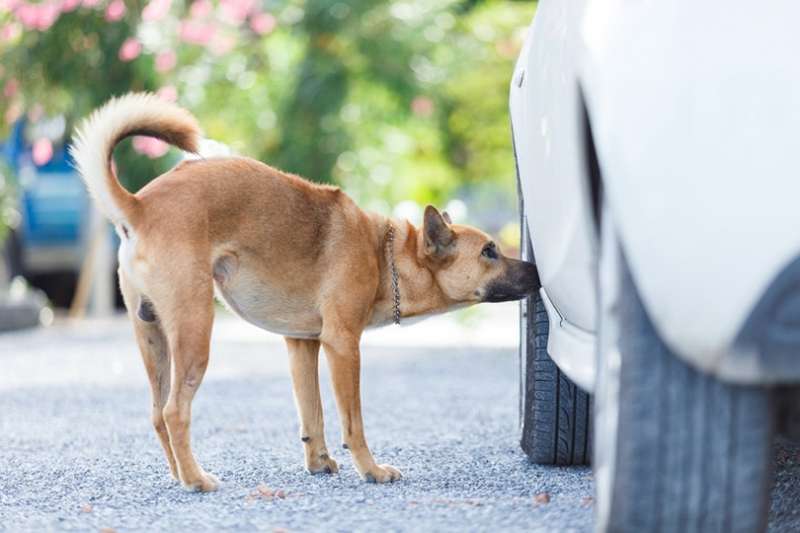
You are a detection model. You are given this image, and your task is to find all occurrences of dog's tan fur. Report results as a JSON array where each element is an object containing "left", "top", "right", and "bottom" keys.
[{"left": 72, "top": 93, "right": 539, "bottom": 491}]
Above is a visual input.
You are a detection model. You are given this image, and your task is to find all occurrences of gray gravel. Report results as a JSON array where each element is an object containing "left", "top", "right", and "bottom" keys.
[{"left": 0, "top": 315, "right": 797, "bottom": 532}]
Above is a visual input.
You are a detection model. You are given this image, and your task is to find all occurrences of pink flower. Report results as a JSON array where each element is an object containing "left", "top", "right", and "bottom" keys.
[
  {"left": 15, "top": 4, "right": 39, "bottom": 29},
  {"left": 5, "top": 102, "right": 22, "bottom": 126},
  {"left": 190, "top": 0, "right": 212, "bottom": 19},
  {"left": 132, "top": 136, "right": 169, "bottom": 158},
  {"left": 179, "top": 20, "right": 216, "bottom": 45},
  {"left": 155, "top": 50, "right": 176, "bottom": 72},
  {"left": 1, "top": 23, "right": 21, "bottom": 42},
  {"left": 156, "top": 85, "right": 177, "bottom": 102},
  {"left": 61, "top": 0, "right": 80, "bottom": 12},
  {"left": 411, "top": 96, "right": 435, "bottom": 117},
  {"left": 118, "top": 37, "right": 142, "bottom": 62},
  {"left": 0, "top": 0, "right": 21, "bottom": 11},
  {"left": 142, "top": 0, "right": 171, "bottom": 22},
  {"left": 209, "top": 33, "right": 235, "bottom": 55},
  {"left": 105, "top": 0, "right": 126, "bottom": 22},
  {"left": 220, "top": 0, "right": 254, "bottom": 25},
  {"left": 35, "top": 3, "right": 61, "bottom": 30},
  {"left": 249, "top": 12, "right": 276, "bottom": 35},
  {"left": 81, "top": 0, "right": 100, "bottom": 7},
  {"left": 32, "top": 138, "right": 54, "bottom": 166},
  {"left": 4, "top": 78, "right": 18, "bottom": 98}
]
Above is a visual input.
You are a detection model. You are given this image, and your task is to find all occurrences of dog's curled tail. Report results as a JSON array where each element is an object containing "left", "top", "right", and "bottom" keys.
[{"left": 70, "top": 93, "right": 201, "bottom": 226}]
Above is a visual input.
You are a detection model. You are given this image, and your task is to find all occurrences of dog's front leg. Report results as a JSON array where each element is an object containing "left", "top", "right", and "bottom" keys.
[
  {"left": 285, "top": 337, "right": 339, "bottom": 475},
  {"left": 321, "top": 332, "right": 402, "bottom": 483}
]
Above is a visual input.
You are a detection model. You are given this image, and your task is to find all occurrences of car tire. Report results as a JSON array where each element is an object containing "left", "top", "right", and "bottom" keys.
[
  {"left": 2, "top": 228, "right": 24, "bottom": 280},
  {"left": 519, "top": 215, "right": 592, "bottom": 466},
  {"left": 594, "top": 210, "right": 774, "bottom": 533}
]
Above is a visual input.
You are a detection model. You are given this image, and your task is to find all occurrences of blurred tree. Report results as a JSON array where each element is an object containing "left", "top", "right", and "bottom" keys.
[
  {"left": 0, "top": 1, "right": 173, "bottom": 191},
  {"left": 0, "top": 0, "right": 535, "bottom": 218},
  {"left": 0, "top": 160, "right": 16, "bottom": 243}
]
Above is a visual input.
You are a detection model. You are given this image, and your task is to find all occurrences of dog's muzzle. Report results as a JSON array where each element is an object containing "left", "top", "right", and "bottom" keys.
[{"left": 482, "top": 260, "right": 540, "bottom": 303}]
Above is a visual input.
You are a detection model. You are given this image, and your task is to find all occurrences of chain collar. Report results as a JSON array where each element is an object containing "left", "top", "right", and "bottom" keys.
[{"left": 385, "top": 223, "right": 401, "bottom": 325}]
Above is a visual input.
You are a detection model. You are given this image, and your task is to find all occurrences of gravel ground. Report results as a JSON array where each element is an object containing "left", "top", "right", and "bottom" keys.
[{"left": 0, "top": 310, "right": 797, "bottom": 532}]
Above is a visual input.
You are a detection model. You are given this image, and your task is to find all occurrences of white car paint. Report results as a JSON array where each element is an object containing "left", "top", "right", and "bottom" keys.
[
  {"left": 580, "top": 0, "right": 800, "bottom": 382},
  {"left": 540, "top": 287, "right": 595, "bottom": 392},
  {"left": 510, "top": 0, "right": 597, "bottom": 391},
  {"left": 514, "top": 0, "right": 800, "bottom": 385}
]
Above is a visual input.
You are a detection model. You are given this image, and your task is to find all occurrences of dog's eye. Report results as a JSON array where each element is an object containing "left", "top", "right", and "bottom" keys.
[{"left": 481, "top": 243, "right": 498, "bottom": 260}]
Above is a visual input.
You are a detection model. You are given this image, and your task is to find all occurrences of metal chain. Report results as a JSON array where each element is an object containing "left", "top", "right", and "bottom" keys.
[{"left": 386, "top": 224, "right": 401, "bottom": 325}]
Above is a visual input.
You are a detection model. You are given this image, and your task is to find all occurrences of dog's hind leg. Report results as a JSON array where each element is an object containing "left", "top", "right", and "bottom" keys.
[
  {"left": 157, "top": 275, "right": 218, "bottom": 492},
  {"left": 285, "top": 337, "right": 339, "bottom": 475},
  {"left": 119, "top": 272, "right": 179, "bottom": 480}
]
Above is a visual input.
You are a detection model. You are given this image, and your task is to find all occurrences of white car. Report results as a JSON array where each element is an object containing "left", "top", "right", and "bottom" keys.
[{"left": 511, "top": 1, "right": 800, "bottom": 531}]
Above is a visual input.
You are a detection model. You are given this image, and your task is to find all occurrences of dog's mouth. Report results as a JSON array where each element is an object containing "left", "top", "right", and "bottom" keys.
[{"left": 482, "top": 260, "right": 540, "bottom": 303}]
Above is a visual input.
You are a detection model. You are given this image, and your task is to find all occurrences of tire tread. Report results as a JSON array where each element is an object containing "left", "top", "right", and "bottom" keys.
[
  {"left": 520, "top": 291, "right": 592, "bottom": 465},
  {"left": 605, "top": 251, "right": 774, "bottom": 533}
]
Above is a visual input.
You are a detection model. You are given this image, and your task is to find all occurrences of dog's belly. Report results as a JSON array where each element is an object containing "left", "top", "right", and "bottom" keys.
[{"left": 214, "top": 259, "right": 322, "bottom": 339}]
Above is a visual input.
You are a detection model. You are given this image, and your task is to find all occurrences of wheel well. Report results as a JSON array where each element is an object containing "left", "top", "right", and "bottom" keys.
[{"left": 579, "top": 85, "right": 603, "bottom": 236}]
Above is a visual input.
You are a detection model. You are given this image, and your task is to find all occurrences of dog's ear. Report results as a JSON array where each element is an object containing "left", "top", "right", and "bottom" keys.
[
  {"left": 423, "top": 205, "right": 454, "bottom": 256},
  {"left": 441, "top": 211, "right": 452, "bottom": 224}
]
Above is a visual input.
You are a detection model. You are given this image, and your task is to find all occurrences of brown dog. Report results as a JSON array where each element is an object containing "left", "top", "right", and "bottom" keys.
[{"left": 71, "top": 93, "right": 540, "bottom": 491}]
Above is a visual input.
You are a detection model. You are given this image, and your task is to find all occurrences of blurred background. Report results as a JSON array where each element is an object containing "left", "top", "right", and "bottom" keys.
[{"left": 0, "top": 0, "right": 535, "bottom": 325}]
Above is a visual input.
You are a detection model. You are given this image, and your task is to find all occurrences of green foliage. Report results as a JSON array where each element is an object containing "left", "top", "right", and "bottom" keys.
[
  {"left": 0, "top": 160, "right": 18, "bottom": 244},
  {"left": 1, "top": 0, "right": 535, "bottom": 219}
]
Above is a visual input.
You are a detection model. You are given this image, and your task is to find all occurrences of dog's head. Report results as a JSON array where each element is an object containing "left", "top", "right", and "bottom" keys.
[{"left": 419, "top": 205, "right": 540, "bottom": 304}]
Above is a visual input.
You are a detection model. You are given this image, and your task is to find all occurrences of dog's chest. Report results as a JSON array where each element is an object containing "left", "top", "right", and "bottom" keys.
[{"left": 213, "top": 256, "right": 322, "bottom": 339}]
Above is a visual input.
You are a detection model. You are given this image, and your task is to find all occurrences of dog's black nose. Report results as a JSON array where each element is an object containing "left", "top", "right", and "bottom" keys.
[
  {"left": 482, "top": 260, "right": 541, "bottom": 303},
  {"left": 519, "top": 260, "right": 541, "bottom": 295}
]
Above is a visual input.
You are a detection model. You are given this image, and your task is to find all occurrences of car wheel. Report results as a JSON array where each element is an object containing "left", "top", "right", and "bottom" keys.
[
  {"left": 519, "top": 215, "right": 591, "bottom": 465},
  {"left": 2, "top": 228, "right": 24, "bottom": 281},
  {"left": 594, "top": 209, "right": 774, "bottom": 533}
]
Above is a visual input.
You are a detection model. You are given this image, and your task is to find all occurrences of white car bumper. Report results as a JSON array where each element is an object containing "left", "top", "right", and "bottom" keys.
[{"left": 540, "top": 287, "right": 595, "bottom": 392}]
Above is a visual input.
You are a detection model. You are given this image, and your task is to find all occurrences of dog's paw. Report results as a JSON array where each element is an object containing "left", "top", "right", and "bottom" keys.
[
  {"left": 307, "top": 453, "right": 339, "bottom": 475},
  {"left": 361, "top": 464, "right": 402, "bottom": 484},
  {"left": 181, "top": 470, "right": 220, "bottom": 492}
]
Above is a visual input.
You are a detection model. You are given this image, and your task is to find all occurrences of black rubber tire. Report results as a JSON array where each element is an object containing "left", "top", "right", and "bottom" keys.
[
  {"left": 2, "top": 228, "right": 24, "bottom": 280},
  {"left": 518, "top": 216, "right": 592, "bottom": 466},
  {"left": 596, "top": 242, "right": 775, "bottom": 533}
]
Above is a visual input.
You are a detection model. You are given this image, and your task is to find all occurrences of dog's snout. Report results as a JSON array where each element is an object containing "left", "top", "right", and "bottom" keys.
[
  {"left": 482, "top": 260, "right": 541, "bottom": 303},
  {"left": 519, "top": 260, "right": 541, "bottom": 294}
]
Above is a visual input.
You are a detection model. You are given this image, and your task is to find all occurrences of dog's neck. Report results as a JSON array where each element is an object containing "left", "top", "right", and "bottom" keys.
[{"left": 368, "top": 214, "right": 456, "bottom": 327}]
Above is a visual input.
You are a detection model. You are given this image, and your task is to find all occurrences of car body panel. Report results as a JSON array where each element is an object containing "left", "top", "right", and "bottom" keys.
[
  {"left": 540, "top": 287, "right": 595, "bottom": 392},
  {"left": 580, "top": 0, "right": 800, "bottom": 382},
  {"left": 1, "top": 120, "right": 89, "bottom": 274},
  {"left": 511, "top": 0, "right": 596, "bottom": 391}
]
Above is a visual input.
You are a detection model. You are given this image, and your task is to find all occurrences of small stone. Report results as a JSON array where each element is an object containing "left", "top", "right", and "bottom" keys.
[
  {"left": 80, "top": 503, "right": 92, "bottom": 513},
  {"left": 256, "top": 483, "right": 274, "bottom": 498},
  {"left": 582, "top": 496, "right": 594, "bottom": 507},
  {"left": 275, "top": 489, "right": 286, "bottom": 499},
  {"left": 534, "top": 492, "right": 550, "bottom": 505}
]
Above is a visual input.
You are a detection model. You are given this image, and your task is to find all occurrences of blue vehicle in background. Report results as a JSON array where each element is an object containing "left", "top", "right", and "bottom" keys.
[{"left": 1, "top": 117, "right": 92, "bottom": 306}]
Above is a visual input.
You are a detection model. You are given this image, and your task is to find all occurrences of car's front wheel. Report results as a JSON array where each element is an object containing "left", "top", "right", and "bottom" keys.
[
  {"left": 594, "top": 210, "right": 775, "bottom": 533},
  {"left": 519, "top": 216, "right": 591, "bottom": 466}
]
